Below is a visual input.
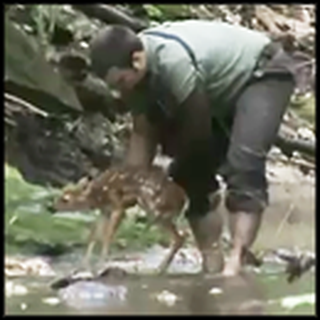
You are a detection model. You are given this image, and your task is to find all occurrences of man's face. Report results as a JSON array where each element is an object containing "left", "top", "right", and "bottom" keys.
[
  {"left": 103, "top": 51, "right": 147, "bottom": 100},
  {"left": 104, "top": 66, "right": 142, "bottom": 100}
]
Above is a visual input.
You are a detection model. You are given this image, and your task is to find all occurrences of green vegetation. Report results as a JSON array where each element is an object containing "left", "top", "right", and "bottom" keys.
[
  {"left": 290, "top": 95, "right": 315, "bottom": 127},
  {"left": 5, "top": 164, "right": 170, "bottom": 256}
]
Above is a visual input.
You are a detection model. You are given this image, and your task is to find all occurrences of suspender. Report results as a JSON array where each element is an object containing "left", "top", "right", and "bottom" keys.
[
  {"left": 143, "top": 30, "right": 200, "bottom": 71},
  {"left": 142, "top": 30, "right": 232, "bottom": 136},
  {"left": 142, "top": 30, "right": 202, "bottom": 120}
]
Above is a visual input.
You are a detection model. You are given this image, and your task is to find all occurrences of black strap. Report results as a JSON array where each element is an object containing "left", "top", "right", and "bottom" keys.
[
  {"left": 143, "top": 30, "right": 199, "bottom": 71},
  {"left": 144, "top": 29, "right": 231, "bottom": 136},
  {"left": 143, "top": 30, "right": 202, "bottom": 121}
]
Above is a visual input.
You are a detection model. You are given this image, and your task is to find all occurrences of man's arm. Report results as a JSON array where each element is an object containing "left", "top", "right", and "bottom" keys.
[
  {"left": 158, "top": 45, "right": 212, "bottom": 159},
  {"left": 125, "top": 113, "right": 158, "bottom": 168},
  {"left": 176, "top": 84, "right": 213, "bottom": 161}
]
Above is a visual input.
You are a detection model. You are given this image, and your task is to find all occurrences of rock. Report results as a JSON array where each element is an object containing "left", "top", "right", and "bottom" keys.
[
  {"left": 6, "top": 110, "right": 118, "bottom": 188},
  {"left": 297, "top": 127, "right": 315, "bottom": 142},
  {"left": 51, "top": 266, "right": 129, "bottom": 310},
  {"left": 5, "top": 281, "right": 28, "bottom": 297},
  {"left": 5, "top": 17, "right": 82, "bottom": 114},
  {"left": 58, "top": 281, "right": 128, "bottom": 310},
  {"left": 152, "top": 290, "right": 180, "bottom": 306},
  {"left": 50, "top": 266, "right": 128, "bottom": 290},
  {"left": 5, "top": 256, "right": 56, "bottom": 278}
]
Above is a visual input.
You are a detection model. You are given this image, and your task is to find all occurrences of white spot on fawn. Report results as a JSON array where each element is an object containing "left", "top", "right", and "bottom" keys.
[{"left": 62, "top": 194, "right": 71, "bottom": 201}]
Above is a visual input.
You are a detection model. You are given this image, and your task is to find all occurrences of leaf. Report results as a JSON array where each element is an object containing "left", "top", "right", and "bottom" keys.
[{"left": 143, "top": 5, "right": 163, "bottom": 19}]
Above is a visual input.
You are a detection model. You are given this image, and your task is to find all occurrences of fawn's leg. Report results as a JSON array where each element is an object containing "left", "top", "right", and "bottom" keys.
[
  {"left": 82, "top": 213, "right": 110, "bottom": 267},
  {"left": 82, "top": 219, "right": 100, "bottom": 268},
  {"left": 157, "top": 218, "right": 187, "bottom": 274},
  {"left": 100, "top": 208, "right": 125, "bottom": 262}
]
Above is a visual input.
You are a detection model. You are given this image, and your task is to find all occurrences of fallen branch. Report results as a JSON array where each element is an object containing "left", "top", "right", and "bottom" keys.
[
  {"left": 275, "top": 134, "right": 315, "bottom": 158},
  {"left": 275, "top": 203, "right": 295, "bottom": 238},
  {"left": 5, "top": 93, "right": 49, "bottom": 118}
]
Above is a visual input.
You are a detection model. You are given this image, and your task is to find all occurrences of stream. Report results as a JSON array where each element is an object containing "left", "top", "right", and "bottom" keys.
[
  {"left": 5, "top": 160, "right": 316, "bottom": 315},
  {"left": 5, "top": 249, "right": 315, "bottom": 315}
]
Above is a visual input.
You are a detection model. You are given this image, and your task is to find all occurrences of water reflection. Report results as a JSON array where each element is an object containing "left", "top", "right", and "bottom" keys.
[
  {"left": 5, "top": 252, "right": 315, "bottom": 315},
  {"left": 166, "top": 272, "right": 265, "bottom": 315},
  {"left": 7, "top": 267, "right": 316, "bottom": 315},
  {"left": 53, "top": 271, "right": 266, "bottom": 315}
]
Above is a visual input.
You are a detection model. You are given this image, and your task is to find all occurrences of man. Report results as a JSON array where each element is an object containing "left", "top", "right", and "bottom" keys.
[{"left": 89, "top": 20, "right": 298, "bottom": 276}]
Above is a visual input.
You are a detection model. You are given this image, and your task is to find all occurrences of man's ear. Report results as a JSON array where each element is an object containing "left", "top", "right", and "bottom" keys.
[{"left": 132, "top": 51, "right": 147, "bottom": 71}]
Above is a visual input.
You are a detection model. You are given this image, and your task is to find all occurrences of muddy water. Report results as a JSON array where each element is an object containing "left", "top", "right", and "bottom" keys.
[
  {"left": 5, "top": 161, "right": 315, "bottom": 315},
  {"left": 5, "top": 249, "right": 315, "bottom": 315}
]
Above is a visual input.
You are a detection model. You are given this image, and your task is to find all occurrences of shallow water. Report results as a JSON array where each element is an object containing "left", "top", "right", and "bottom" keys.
[
  {"left": 5, "top": 162, "right": 316, "bottom": 315},
  {"left": 5, "top": 248, "right": 315, "bottom": 315}
]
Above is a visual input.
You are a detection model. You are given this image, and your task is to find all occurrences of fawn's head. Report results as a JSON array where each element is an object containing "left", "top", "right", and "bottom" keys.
[{"left": 48, "top": 177, "right": 93, "bottom": 213}]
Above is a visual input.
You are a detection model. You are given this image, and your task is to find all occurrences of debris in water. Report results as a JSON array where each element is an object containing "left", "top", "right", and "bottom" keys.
[
  {"left": 176, "top": 249, "right": 200, "bottom": 266},
  {"left": 209, "top": 287, "right": 223, "bottom": 295},
  {"left": 5, "top": 281, "right": 28, "bottom": 297},
  {"left": 273, "top": 249, "right": 315, "bottom": 283},
  {"left": 97, "top": 266, "right": 127, "bottom": 279},
  {"left": 50, "top": 271, "right": 94, "bottom": 290},
  {"left": 153, "top": 290, "right": 180, "bottom": 306},
  {"left": 58, "top": 281, "right": 127, "bottom": 310},
  {"left": 297, "top": 127, "right": 315, "bottom": 142},
  {"left": 42, "top": 297, "right": 61, "bottom": 306},
  {"left": 20, "top": 303, "right": 27, "bottom": 310},
  {"left": 280, "top": 293, "right": 315, "bottom": 309},
  {"left": 5, "top": 256, "right": 55, "bottom": 277},
  {"left": 252, "top": 267, "right": 262, "bottom": 274},
  {"left": 51, "top": 266, "right": 127, "bottom": 290},
  {"left": 71, "top": 270, "right": 95, "bottom": 280}
]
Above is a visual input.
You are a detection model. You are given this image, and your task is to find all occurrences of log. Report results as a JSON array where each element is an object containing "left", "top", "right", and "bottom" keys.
[
  {"left": 275, "top": 134, "right": 315, "bottom": 158},
  {"left": 276, "top": 112, "right": 315, "bottom": 159},
  {"left": 72, "top": 5, "right": 148, "bottom": 33}
]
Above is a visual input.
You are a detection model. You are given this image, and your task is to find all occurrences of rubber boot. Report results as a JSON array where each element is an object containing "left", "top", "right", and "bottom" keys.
[{"left": 187, "top": 194, "right": 224, "bottom": 274}]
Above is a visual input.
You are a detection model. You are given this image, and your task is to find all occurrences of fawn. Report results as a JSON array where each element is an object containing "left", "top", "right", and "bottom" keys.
[{"left": 49, "top": 166, "right": 189, "bottom": 274}]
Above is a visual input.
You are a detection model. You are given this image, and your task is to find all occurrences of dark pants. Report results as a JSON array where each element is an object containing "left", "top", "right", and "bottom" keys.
[{"left": 169, "top": 46, "right": 295, "bottom": 217}]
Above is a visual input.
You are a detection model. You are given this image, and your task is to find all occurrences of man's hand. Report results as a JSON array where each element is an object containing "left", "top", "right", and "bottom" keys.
[{"left": 125, "top": 114, "right": 158, "bottom": 168}]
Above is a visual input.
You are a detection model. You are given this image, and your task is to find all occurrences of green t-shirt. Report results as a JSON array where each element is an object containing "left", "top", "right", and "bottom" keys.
[{"left": 130, "top": 20, "right": 271, "bottom": 118}]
